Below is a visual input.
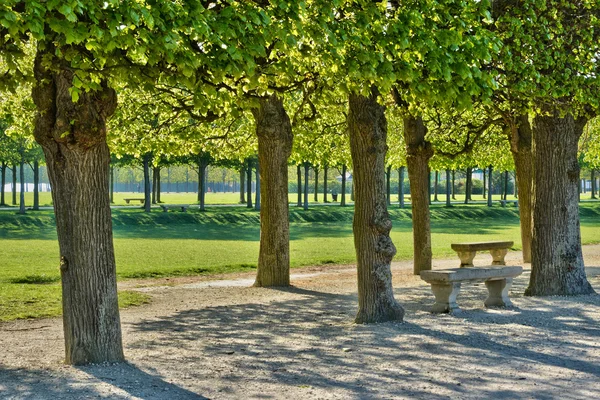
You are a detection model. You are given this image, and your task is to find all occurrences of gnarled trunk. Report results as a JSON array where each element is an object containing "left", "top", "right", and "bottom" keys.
[
  {"left": 348, "top": 91, "right": 404, "bottom": 324},
  {"left": 252, "top": 95, "right": 293, "bottom": 287},
  {"left": 404, "top": 115, "right": 433, "bottom": 275},
  {"left": 526, "top": 112, "right": 595, "bottom": 296},
  {"left": 32, "top": 51, "right": 123, "bottom": 365}
]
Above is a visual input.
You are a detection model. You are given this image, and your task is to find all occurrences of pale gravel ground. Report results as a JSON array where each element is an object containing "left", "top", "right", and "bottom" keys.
[{"left": 1, "top": 247, "right": 600, "bottom": 400}]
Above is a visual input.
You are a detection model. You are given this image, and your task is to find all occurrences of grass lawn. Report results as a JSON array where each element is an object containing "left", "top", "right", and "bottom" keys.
[{"left": 2, "top": 202, "right": 600, "bottom": 321}]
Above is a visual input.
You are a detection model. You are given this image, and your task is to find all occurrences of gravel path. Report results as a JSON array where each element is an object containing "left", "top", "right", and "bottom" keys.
[{"left": 1, "top": 248, "right": 600, "bottom": 399}]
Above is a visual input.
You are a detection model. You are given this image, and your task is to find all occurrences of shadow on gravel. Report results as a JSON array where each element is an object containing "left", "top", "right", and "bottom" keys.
[
  {"left": 0, "top": 363, "right": 206, "bottom": 399},
  {"left": 128, "top": 279, "right": 600, "bottom": 399}
]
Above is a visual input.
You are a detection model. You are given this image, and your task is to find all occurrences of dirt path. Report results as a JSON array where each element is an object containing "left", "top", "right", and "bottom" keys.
[{"left": 1, "top": 247, "right": 600, "bottom": 399}]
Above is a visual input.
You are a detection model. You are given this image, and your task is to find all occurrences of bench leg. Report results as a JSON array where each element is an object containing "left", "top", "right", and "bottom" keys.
[
  {"left": 490, "top": 248, "right": 508, "bottom": 265},
  {"left": 456, "top": 251, "right": 476, "bottom": 268},
  {"left": 484, "top": 278, "right": 513, "bottom": 308},
  {"left": 161, "top": 207, "right": 168, "bottom": 212},
  {"left": 430, "top": 283, "right": 461, "bottom": 313}
]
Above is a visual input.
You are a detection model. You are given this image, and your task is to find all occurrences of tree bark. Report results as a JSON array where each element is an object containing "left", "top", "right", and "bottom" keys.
[
  {"left": 509, "top": 115, "right": 534, "bottom": 263},
  {"left": 403, "top": 115, "right": 433, "bottom": 275},
  {"left": 19, "top": 158, "right": 25, "bottom": 214},
  {"left": 297, "top": 165, "right": 302, "bottom": 207},
  {"left": 487, "top": 166, "right": 493, "bottom": 207},
  {"left": 252, "top": 95, "right": 293, "bottom": 287},
  {"left": 526, "top": 112, "right": 595, "bottom": 296},
  {"left": 109, "top": 165, "right": 114, "bottom": 204},
  {"left": 398, "top": 166, "right": 405, "bottom": 209},
  {"left": 427, "top": 167, "right": 432, "bottom": 205},
  {"left": 303, "top": 162, "right": 309, "bottom": 211},
  {"left": 33, "top": 160, "right": 40, "bottom": 211},
  {"left": 348, "top": 91, "right": 404, "bottom": 324},
  {"left": 503, "top": 171, "right": 509, "bottom": 200},
  {"left": 31, "top": 51, "right": 123, "bottom": 365},
  {"left": 341, "top": 164, "right": 347, "bottom": 206},
  {"left": 143, "top": 154, "right": 151, "bottom": 212},
  {"left": 323, "top": 166, "right": 328, "bottom": 203},
  {"left": 151, "top": 167, "right": 157, "bottom": 204},
  {"left": 592, "top": 170, "right": 597, "bottom": 199}
]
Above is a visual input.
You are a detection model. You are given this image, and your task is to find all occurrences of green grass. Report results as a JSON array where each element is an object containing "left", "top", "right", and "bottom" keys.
[{"left": 2, "top": 202, "right": 600, "bottom": 321}]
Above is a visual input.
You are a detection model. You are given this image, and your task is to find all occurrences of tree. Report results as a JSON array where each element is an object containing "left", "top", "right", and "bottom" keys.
[{"left": 494, "top": 0, "right": 597, "bottom": 296}]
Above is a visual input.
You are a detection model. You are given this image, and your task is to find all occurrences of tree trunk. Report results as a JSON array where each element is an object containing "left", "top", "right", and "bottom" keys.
[
  {"left": 1, "top": 162, "right": 6, "bottom": 205},
  {"left": 198, "top": 162, "right": 207, "bottom": 211},
  {"left": 323, "top": 166, "right": 329, "bottom": 203},
  {"left": 303, "top": 162, "right": 309, "bottom": 211},
  {"left": 487, "top": 166, "right": 493, "bottom": 207},
  {"left": 246, "top": 160, "right": 253, "bottom": 209},
  {"left": 151, "top": 167, "right": 157, "bottom": 204},
  {"left": 19, "top": 159, "right": 26, "bottom": 215},
  {"left": 483, "top": 167, "right": 487, "bottom": 199},
  {"left": 156, "top": 168, "right": 161, "bottom": 203},
  {"left": 433, "top": 170, "right": 439, "bottom": 202},
  {"left": 386, "top": 165, "right": 392, "bottom": 205},
  {"left": 297, "top": 165, "right": 302, "bottom": 207},
  {"left": 452, "top": 170, "right": 456, "bottom": 199},
  {"left": 427, "top": 168, "right": 432, "bottom": 205},
  {"left": 398, "top": 166, "right": 405, "bottom": 209},
  {"left": 31, "top": 53, "right": 123, "bottom": 365},
  {"left": 341, "top": 165, "right": 347, "bottom": 206},
  {"left": 348, "top": 91, "right": 404, "bottom": 324},
  {"left": 592, "top": 170, "right": 597, "bottom": 199},
  {"left": 404, "top": 115, "right": 433, "bottom": 275},
  {"left": 240, "top": 167, "right": 246, "bottom": 203},
  {"left": 314, "top": 168, "right": 319, "bottom": 202},
  {"left": 509, "top": 115, "right": 534, "bottom": 263},
  {"left": 143, "top": 154, "right": 151, "bottom": 212},
  {"left": 464, "top": 167, "right": 472, "bottom": 204},
  {"left": 445, "top": 169, "right": 451, "bottom": 207},
  {"left": 33, "top": 160, "right": 40, "bottom": 210},
  {"left": 503, "top": 171, "right": 509, "bottom": 200},
  {"left": 109, "top": 165, "right": 114, "bottom": 204},
  {"left": 12, "top": 164, "right": 17, "bottom": 205},
  {"left": 525, "top": 113, "right": 595, "bottom": 296},
  {"left": 252, "top": 95, "right": 293, "bottom": 287},
  {"left": 255, "top": 161, "right": 261, "bottom": 211}
]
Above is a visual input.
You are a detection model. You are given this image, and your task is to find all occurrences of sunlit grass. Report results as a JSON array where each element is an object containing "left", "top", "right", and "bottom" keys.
[{"left": 1, "top": 202, "right": 600, "bottom": 321}]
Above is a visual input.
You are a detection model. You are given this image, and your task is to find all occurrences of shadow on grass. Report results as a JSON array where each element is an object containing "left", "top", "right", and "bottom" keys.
[
  {"left": 127, "top": 277, "right": 600, "bottom": 399},
  {"left": 0, "top": 363, "right": 206, "bottom": 399}
]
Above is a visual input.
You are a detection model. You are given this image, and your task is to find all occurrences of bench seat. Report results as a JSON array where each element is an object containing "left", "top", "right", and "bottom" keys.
[
  {"left": 123, "top": 198, "right": 145, "bottom": 204},
  {"left": 160, "top": 204, "right": 189, "bottom": 212},
  {"left": 451, "top": 241, "right": 513, "bottom": 267},
  {"left": 420, "top": 266, "right": 523, "bottom": 313}
]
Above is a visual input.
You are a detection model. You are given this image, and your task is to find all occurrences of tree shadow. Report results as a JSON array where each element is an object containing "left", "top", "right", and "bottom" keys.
[
  {"left": 126, "top": 277, "right": 600, "bottom": 399},
  {"left": 0, "top": 362, "right": 206, "bottom": 399}
]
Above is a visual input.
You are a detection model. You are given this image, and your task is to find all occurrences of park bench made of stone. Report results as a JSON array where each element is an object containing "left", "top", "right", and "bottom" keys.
[
  {"left": 420, "top": 266, "right": 523, "bottom": 313},
  {"left": 451, "top": 240, "right": 514, "bottom": 268},
  {"left": 123, "top": 198, "right": 145, "bottom": 204},
  {"left": 160, "top": 204, "right": 189, "bottom": 212}
]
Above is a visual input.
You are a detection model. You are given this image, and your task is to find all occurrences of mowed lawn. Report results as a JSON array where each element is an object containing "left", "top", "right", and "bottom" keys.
[{"left": 2, "top": 203, "right": 600, "bottom": 321}]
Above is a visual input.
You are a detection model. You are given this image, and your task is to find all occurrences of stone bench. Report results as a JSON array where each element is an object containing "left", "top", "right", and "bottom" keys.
[
  {"left": 451, "top": 241, "right": 513, "bottom": 268},
  {"left": 499, "top": 200, "right": 518, "bottom": 207},
  {"left": 124, "top": 198, "right": 145, "bottom": 204},
  {"left": 160, "top": 204, "right": 189, "bottom": 212},
  {"left": 420, "top": 266, "right": 523, "bottom": 313}
]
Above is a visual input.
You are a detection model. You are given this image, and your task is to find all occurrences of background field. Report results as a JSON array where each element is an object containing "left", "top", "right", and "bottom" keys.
[{"left": 2, "top": 202, "right": 600, "bottom": 321}]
